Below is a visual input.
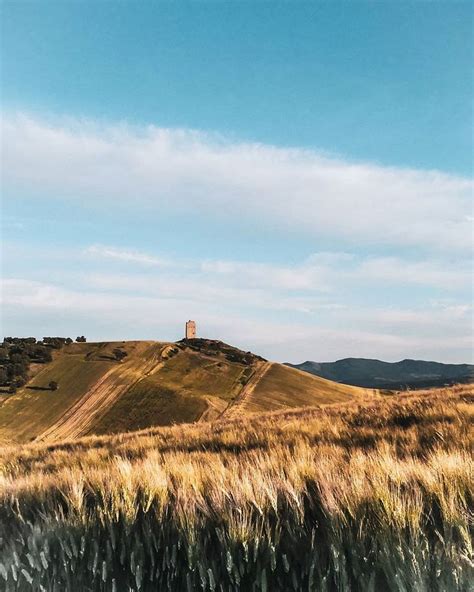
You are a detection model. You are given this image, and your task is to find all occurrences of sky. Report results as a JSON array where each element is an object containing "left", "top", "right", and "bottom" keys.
[{"left": 1, "top": 2, "right": 472, "bottom": 363}]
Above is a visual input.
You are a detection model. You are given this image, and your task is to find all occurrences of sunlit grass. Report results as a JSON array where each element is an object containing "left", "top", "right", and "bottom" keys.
[{"left": 0, "top": 385, "right": 472, "bottom": 590}]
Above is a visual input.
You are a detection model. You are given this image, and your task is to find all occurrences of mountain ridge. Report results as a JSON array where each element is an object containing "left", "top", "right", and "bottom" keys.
[{"left": 286, "top": 357, "right": 474, "bottom": 390}]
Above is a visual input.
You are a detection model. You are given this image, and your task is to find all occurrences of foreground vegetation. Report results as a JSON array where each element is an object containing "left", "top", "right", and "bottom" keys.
[{"left": 0, "top": 385, "right": 472, "bottom": 591}]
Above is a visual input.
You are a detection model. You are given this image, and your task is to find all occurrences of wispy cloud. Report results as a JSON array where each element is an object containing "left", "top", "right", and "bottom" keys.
[
  {"left": 2, "top": 277, "right": 471, "bottom": 363},
  {"left": 2, "top": 112, "right": 472, "bottom": 362},
  {"left": 3, "top": 113, "right": 472, "bottom": 252},
  {"left": 2, "top": 241, "right": 472, "bottom": 362},
  {"left": 1, "top": 216, "right": 26, "bottom": 231},
  {"left": 201, "top": 253, "right": 469, "bottom": 291},
  {"left": 85, "top": 245, "right": 171, "bottom": 267},
  {"left": 77, "top": 243, "right": 473, "bottom": 293}
]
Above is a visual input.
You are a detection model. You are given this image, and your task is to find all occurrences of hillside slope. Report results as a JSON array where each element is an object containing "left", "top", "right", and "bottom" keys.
[
  {"left": 90, "top": 339, "right": 254, "bottom": 436},
  {"left": 287, "top": 357, "right": 474, "bottom": 389},
  {"left": 0, "top": 339, "right": 373, "bottom": 443},
  {"left": 226, "top": 362, "right": 374, "bottom": 417},
  {"left": 0, "top": 341, "right": 160, "bottom": 444}
]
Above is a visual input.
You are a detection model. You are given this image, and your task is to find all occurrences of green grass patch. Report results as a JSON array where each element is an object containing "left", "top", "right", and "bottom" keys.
[
  {"left": 151, "top": 350, "right": 245, "bottom": 400},
  {"left": 246, "top": 364, "right": 366, "bottom": 413},
  {"left": 90, "top": 350, "right": 245, "bottom": 434},
  {"left": 0, "top": 355, "right": 114, "bottom": 443},
  {"left": 91, "top": 378, "right": 208, "bottom": 435}
]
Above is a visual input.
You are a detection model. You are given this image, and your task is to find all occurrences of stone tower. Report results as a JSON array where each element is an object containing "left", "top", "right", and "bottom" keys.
[{"left": 185, "top": 320, "right": 196, "bottom": 340}]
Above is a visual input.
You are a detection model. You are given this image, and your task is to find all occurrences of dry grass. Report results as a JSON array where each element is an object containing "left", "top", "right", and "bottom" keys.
[
  {"left": 1, "top": 340, "right": 371, "bottom": 445},
  {"left": 242, "top": 362, "right": 373, "bottom": 414},
  {"left": 0, "top": 341, "right": 161, "bottom": 444},
  {"left": 0, "top": 384, "right": 473, "bottom": 591}
]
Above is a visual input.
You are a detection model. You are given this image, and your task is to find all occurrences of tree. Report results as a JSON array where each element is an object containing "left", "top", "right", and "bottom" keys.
[
  {"left": 65, "top": 338, "right": 73, "bottom": 345},
  {"left": 43, "top": 337, "right": 67, "bottom": 349},
  {"left": 10, "top": 353, "right": 29, "bottom": 381},
  {"left": 33, "top": 346, "right": 52, "bottom": 363},
  {"left": 113, "top": 348, "right": 128, "bottom": 362},
  {"left": 76, "top": 336, "right": 87, "bottom": 343},
  {"left": 0, "top": 347, "right": 8, "bottom": 363},
  {"left": 49, "top": 380, "right": 58, "bottom": 391},
  {"left": 0, "top": 338, "right": 57, "bottom": 389}
]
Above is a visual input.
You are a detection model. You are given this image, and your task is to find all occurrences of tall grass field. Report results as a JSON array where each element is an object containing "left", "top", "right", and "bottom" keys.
[{"left": 1, "top": 385, "right": 472, "bottom": 591}]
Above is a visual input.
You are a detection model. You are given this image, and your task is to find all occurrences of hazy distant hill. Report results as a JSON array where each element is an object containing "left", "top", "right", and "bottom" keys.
[{"left": 286, "top": 358, "right": 474, "bottom": 390}]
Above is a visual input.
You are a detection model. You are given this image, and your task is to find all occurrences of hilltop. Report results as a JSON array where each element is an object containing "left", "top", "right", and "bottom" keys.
[
  {"left": 0, "top": 339, "right": 374, "bottom": 444},
  {"left": 287, "top": 357, "right": 474, "bottom": 390}
]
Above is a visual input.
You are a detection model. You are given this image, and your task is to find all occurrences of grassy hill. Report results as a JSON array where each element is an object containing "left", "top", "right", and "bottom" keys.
[
  {"left": 234, "top": 362, "right": 374, "bottom": 415},
  {"left": 0, "top": 342, "right": 117, "bottom": 444},
  {"left": 0, "top": 339, "right": 371, "bottom": 444},
  {"left": 90, "top": 341, "right": 249, "bottom": 436}
]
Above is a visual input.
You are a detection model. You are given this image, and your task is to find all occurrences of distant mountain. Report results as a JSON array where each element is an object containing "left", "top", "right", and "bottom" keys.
[{"left": 285, "top": 358, "right": 474, "bottom": 390}]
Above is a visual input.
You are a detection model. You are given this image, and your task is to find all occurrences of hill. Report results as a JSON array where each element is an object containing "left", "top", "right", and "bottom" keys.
[
  {"left": 0, "top": 339, "right": 373, "bottom": 444},
  {"left": 1, "top": 384, "right": 471, "bottom": 591},
  {"left": 286, "top": 357, "right": 474, "bottom": 389}
]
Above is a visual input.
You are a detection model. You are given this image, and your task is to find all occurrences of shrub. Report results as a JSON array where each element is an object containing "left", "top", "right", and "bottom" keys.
[{"left": 113, "top": 348, "right": 128, "bottom": 362}]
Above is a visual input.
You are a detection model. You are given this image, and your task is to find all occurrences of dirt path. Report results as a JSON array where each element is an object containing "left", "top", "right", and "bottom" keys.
[
  {"left": 222, "top": 361, "right": 273, "bottom": 420},
  {"left": 37, "top": 344, "right": 165, "bottom": 442},
  {"left": 198, "top": 397, "right": 229, "bottom": 422}
]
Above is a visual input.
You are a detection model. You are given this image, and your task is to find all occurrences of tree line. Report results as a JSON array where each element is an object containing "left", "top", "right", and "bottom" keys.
[{"left": 0, "top": 337, "right": 86, "bottom": 393}]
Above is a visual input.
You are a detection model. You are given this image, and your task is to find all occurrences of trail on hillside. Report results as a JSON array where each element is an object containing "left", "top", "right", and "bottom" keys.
[
  {"left": 222, "top": 361, "right": 273, "bottom": 420},
  {"left": 37, "top": 343, "right": 165, "bottom": 442}
]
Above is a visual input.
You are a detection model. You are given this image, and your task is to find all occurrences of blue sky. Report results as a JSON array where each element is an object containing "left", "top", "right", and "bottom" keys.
[{"left": 1, "top": 2, "right": 472, "bottom": 363}]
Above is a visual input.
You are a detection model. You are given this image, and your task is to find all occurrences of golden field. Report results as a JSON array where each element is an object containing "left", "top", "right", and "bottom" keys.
[{"left": 0, "top": 384, "right": 473, "bottom": 591}]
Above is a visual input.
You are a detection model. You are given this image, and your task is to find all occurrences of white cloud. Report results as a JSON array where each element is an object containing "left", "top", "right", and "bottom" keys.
[
  {"left": 2, "top": 112, "right": 471, "bottom": 363},
  {"left": 1, "top": 217, "right": 26, "bottom": 231},
  {"left": 85, "top": 244, "right": 171, "bottom": 267},
  {"left": 2, "top": 113, "right": 472, "bottom": 252},
  {"left": 2, "top": 273, "right": 472, "bottom": 364},
  {"left": 200, "top": 253, "right": 469, "bottom": 291},
  {"left": 200, "top": 259, "right": 331, "bottom": 291},
  {"left": 351, "top": 256, "right": 471, "bottom": 289}
]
